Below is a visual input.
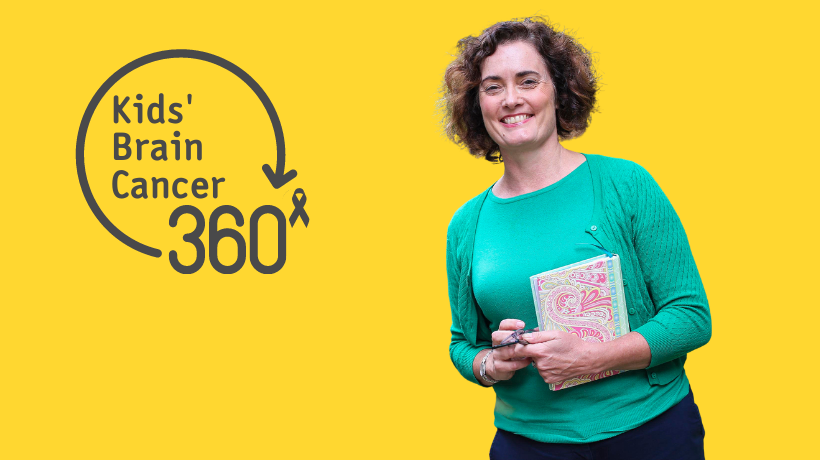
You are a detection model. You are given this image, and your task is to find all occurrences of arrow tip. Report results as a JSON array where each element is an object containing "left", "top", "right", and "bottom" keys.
[{"left": 263, "top": 164, "right": 297, "bottom": 189}]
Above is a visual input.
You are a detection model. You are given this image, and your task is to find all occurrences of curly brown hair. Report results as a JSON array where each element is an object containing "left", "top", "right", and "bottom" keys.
[{"left": 441, "top": 17, "right": 598, "bottom": 163}]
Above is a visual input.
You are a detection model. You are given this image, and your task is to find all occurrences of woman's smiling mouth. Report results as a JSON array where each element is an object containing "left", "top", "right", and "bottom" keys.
[{"left": 500, "top": 114, "right": 534, "bottom": 126}]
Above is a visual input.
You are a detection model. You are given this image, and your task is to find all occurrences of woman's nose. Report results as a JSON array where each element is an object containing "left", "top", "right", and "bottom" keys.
[{"left": 502, "top": 88, "right": 522, "bottom": 108}]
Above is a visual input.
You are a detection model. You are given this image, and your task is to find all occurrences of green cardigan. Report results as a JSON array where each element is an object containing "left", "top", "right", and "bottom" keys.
[{"left": 446, "top": 153, "right": 711, "bottom": 386}]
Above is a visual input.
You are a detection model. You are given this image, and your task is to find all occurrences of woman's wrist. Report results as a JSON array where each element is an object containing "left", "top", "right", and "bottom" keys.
[
  {"left": 480, "top": 349, "right": 500, "bottom": 385},
  {"left": 473, "top": 348, "right": 497, "bottom": 386},
  {"left": 585, "top": 342, "right": 608, "bottom": 374}
]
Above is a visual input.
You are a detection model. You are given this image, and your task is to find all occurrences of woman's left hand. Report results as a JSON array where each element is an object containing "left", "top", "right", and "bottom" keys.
[{"left": 515, "top": 331, "right": 601, "bottom": 384}]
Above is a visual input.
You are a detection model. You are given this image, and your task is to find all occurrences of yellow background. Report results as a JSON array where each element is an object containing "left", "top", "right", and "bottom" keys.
[{"left": 2, "top": 1, "right": 817, "bottom": 458}]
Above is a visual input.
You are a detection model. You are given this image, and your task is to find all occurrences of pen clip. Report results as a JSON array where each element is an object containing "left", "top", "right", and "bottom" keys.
[{"left": 575, "top": 242, "right": 613, "bottom": 258}]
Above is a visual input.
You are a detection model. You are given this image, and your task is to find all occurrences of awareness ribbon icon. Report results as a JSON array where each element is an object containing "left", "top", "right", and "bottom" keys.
[{"left": 289, "top": 188, "right": 309, "bottom": 227}]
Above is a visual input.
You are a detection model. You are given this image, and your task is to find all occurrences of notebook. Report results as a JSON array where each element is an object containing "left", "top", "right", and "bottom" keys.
[{"left": 529, "top": 254, "right": 630, "bottom": 390}]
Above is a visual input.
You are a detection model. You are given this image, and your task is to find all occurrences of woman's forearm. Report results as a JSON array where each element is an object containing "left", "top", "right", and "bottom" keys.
[{"left": 590, "top": 332, "right": 652, "bottom": 373}]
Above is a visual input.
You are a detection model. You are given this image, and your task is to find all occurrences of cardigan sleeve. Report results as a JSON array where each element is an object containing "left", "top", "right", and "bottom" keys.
[
  {"left": 446, "top": 220, "right": 491, "bottom": 386},
  {"left": 629, "top": 165, "right": 712, "bottom": 367}
]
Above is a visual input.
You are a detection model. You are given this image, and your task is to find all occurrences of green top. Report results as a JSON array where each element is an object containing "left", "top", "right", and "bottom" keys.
[{"left": 446, "top": 154, "right": 711, "bottom": 443}]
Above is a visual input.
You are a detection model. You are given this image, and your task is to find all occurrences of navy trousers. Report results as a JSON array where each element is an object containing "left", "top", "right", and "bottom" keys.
[{"left": 490, "top": 389, "right": 705, "bottom": 460}]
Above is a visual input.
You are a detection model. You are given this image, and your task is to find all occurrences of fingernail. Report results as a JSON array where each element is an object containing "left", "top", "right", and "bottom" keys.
[
  {"left": 516, "top": 321, "right": 525, "bottom": 328},
  {"left": 522, "top": 334, "right": 532, "bottom": 340}
]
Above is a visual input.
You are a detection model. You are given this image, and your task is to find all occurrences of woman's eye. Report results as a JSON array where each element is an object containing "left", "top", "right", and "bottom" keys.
[
  {"left": 521, "top": 79, "right": 539, "bottom": 87},
  {"left": 484, "top": 85, "right": 502, "bottom": 94}
]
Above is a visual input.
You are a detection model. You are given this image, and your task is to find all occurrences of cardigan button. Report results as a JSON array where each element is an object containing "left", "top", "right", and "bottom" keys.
[
  {"left": 628, "top": 308, "right": 636, "bottom": 315},
  {"left": 651, "top": 372, "right": 657, "bottom": 379},
  {"left": 590, "top": 225, "right": 598, "bottom": 231}
]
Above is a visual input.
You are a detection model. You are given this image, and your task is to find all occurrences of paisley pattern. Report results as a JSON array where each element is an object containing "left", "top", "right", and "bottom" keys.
[
  {"left": 530, "top": 255, "right": 629, "bottom": 391},
  {"left": 544, "top": 285, "right": 613, "bottom": 343}
]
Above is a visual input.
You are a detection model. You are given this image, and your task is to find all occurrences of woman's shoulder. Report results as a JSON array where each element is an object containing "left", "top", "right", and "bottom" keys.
[
  {"left": 446, "top": 186, "right": 492, "bottom": 238},
  {"left": 585, "top": 153, "right": 644, "bottom": 178},
  {"left": 585, "top": 153, "right": 672, "bottom": 220},
  {"left": 585, "top": 153, "right": 659, "bottom": 190}
]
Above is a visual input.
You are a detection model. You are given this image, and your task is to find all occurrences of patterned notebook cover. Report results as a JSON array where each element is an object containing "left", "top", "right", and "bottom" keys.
[{"left": 529, "top": 255, "right": 630, "bottom": 391}]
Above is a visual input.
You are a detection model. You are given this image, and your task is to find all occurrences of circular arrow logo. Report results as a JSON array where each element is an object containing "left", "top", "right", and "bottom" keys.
[{"left": 76, "top": 49, "right": 297, "bottom": 259}]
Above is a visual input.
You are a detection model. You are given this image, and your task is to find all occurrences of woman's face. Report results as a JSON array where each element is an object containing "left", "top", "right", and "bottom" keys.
[{"left": 478, "top": 41, "right": 558, "bottom": 154}]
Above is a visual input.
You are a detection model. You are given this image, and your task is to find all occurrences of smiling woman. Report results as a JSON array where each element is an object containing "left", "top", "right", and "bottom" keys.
[
  {"left": 478, "top": 43, "right": 559, "bottom": 158},
  {"left": 440, "top": 17, "right": 710, "bottom": 460},
  {"left": 442, "top": 17, "right": 596, "bottom": 163}
]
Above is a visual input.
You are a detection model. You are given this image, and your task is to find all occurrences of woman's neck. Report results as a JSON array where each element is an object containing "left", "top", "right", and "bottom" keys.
[{"left": 492, "top": 143, "right": 585, "bottom": 199}]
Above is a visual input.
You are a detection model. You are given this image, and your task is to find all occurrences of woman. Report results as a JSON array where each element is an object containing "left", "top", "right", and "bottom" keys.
[{"left": 442, "top": 18, "right": 711, "bottom": 459}]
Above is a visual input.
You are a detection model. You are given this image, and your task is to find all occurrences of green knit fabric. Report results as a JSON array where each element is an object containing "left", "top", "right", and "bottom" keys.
[{"left": 445, "top": 153, "right": 711, "bottom": 442}]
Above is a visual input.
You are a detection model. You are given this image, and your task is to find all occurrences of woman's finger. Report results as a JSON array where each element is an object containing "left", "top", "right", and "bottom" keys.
[
  {"left": 494, "top": 345, "right": 521, "bottom": 362},
  {"left": 498, "top": 319, "right": 526, "bottom": 331},
  {"left": 491, "top": 330, "right": 515, "bottom": 346},
  {"left": 496, "top": 343, "right": 534, "bottom": 363},
  {"left": 520, "top": 330, "right": 559, "bottom": 344},
  {"left": 493, "top": 357, "right": 532, "bottom": 374},
  {"left": 513, "top": 358, "right": 532, "bottom": 369}
]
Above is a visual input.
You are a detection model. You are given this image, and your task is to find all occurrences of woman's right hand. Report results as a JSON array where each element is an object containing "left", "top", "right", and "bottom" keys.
[{"left": 486, "top": 319, "right": 533, "bottom": 382}]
